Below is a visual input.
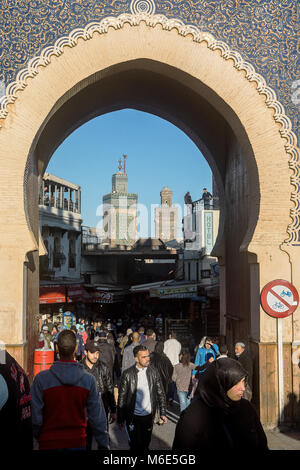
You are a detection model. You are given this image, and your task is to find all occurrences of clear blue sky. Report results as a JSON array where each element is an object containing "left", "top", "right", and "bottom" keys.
[{"left": 47, "top": 109, "right": 212, "bottom": 238}]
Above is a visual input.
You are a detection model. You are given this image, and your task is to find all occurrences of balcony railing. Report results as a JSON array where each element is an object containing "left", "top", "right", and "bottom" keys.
[{"left": 39, "top": 195, "right": 80, "bottom": 213}]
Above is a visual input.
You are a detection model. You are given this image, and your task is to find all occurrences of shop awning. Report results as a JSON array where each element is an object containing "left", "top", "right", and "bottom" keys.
[
  {"left": 67, "top": 285, "right": 90, "bottom": 303},
  {"left": 130, "top": 281, "right": 167, "bottom": 293},
  {"left": 39, "top": 285, "right": 66, "bottom": 304}
]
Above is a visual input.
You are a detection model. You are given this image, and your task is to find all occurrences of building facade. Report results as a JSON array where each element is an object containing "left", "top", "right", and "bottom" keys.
[
  {"left": 183, "top": 196, "right": 219, "bottom": 283},
  {"left": 39, "top": 173, "right": 82, "bottom": 282}
]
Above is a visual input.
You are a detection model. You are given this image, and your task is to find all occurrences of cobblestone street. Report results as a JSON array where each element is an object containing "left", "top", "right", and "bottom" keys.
[{"left": 109, "top": 400, "right": 300, "bottom": 451}]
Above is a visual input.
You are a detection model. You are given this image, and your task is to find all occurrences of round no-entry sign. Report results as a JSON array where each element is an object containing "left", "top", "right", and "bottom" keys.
[{"left": 260, "top": 279, "right": 299, "bottom": 318}]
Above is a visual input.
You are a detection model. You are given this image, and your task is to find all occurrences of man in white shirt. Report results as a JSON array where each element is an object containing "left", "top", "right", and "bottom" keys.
[
  {"left": 164, "top": 331, "right": 181, "bottom": 405},
  {"left": 117, "top": 345, "right": 167, "bottom": 451}
]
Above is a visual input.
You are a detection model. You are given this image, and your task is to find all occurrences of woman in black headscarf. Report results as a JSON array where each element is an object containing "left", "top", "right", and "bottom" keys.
[{"left": 172, "top": 357, "right": 268, "bottom": 451}]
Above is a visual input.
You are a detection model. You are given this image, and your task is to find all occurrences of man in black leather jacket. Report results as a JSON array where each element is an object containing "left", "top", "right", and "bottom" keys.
[
  {"left": 117, "top": 344, "right": 167, "bottom": 451},
  {"left": 81, "top": 339, "right": 116, "bottom": 449}
]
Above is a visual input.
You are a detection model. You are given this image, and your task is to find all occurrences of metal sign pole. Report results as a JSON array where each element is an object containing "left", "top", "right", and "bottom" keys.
[
  {"left": 277, "top": 317, "right": 284, "bottom": 424},
  {"left": 260, "top": 280, "right": 299, "bottom": 427}
]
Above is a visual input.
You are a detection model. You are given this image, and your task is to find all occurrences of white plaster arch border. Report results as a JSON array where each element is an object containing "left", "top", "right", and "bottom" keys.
[{"left": 0, "top": 11, "right": 299, "bottom": 244}]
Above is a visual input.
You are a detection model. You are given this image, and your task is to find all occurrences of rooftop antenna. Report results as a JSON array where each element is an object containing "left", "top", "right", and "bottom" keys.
[
  {"left": 118, "top": 158, "right": 122, "bottom": 172},
  {"left": 123, "top": 154, "right": 127, "bottom": 174}
]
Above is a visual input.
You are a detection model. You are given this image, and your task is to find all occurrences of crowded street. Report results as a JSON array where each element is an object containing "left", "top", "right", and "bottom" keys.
[
  {"left": 3, "top": 313, "right": 300, "bottom": 455},
  {"left": 44, "top": 317, "right": 300, "bottom": 452}
]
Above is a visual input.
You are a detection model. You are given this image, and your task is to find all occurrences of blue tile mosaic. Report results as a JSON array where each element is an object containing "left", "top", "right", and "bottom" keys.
[
  {"left": 0, "top": 0, "right": 298, "bottom": 139},
  {"left": 0, "top": 0, "right": 299, "bottom": 244}
]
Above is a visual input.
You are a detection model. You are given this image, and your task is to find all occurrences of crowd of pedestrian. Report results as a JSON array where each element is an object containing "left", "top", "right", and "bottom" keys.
[{"left": 0, "top": 312, "right": 268, "bottom": 452}]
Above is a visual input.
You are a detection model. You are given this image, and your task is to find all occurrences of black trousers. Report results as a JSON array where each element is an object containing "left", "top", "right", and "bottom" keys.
[{"left": 126, "top": 414, "right": 153, "bottom": 452}]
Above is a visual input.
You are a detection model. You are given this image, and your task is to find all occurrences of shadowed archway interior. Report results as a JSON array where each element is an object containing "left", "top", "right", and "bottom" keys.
[
  {"left": 25, "top": 58, "right": 260, "bottom": 364},
  {"left": 31, "top": 59, "right": 260, "bottom": 259}
]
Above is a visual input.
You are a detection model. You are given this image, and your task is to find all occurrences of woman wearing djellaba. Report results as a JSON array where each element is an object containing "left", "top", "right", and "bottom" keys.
[{"left": 172, "top": 357, "right": 268, "bottom": 452}]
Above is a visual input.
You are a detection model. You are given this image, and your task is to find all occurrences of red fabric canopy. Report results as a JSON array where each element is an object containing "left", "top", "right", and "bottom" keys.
[{"left": 39, "top": 286, "right": 66, "bottom": 304}]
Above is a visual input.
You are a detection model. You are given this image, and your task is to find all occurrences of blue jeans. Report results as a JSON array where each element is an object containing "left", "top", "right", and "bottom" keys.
[{"left": 177, "top": 390, "right": 191, "bottom": 413}]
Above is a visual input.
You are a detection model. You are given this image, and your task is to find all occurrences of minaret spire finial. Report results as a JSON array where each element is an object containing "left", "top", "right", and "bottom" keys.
[
  {"left": 118, "top": 158, "right": 122, "bottom": 172},
  {"left": 123, "top": 154, "right": 127, "bottom": 175}
]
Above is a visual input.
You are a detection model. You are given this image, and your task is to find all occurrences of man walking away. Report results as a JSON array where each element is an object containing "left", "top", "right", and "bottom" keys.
[
  {"left": 121, "top": 332, "right": 141, "bottom": 373},
  {"left": 97, "top": 331, "right": 116, "bottom": 381},
  {"left": 235, "top": 342, "right": 253, "bottom": 401},
  {"left": 117, "top": 345, "right": 167, "bottom": 452},
  {"left": 31, "top": 329, "right": 109, "bottom": 450},
  {"left": 164, "top": 331, "right": 182, "bottom": 366},
  {"left": 217, "top": 344, "right": 228, "bottom": 359},
  {"left": 164, "top": 331, "right": 182, "bottom": 405},
  {"left": 143, "top": 329, "right": 157, "bottom": 354}
]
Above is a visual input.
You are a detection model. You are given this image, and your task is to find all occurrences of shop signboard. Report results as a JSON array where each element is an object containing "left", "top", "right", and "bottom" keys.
[
  {"left": 150, "top": 284, "right": 197, "bottom": 299},
  {"left": 90, "top": 290, "right": 125, "bottom": 303}
]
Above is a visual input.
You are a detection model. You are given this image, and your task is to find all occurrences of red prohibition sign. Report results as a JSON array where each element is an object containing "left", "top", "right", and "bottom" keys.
[{"left": 260, "top": 279, "right": 299, "bottom": 318}]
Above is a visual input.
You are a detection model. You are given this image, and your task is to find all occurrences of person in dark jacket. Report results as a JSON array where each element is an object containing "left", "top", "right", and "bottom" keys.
[
  {"left": 96, "top": 331, "right": 116, "bottom": 380},
  {"left": 81, "top": 339, "right": 116, "bottom": 449},
  {"left": 150, "top": 341, "right": 173, "bottom": 397},
  {"left": 200, "top": 188, "right": 213, "bottom": 209},
  {"left": 31, "top": 330, "right": 109, "bottom": 450},
  {"left": 0, "top": 350, "right": 33, "bottom": 451},
  {"left": 81, "top": 339, "right": 116, "bottom": 420},
  {"left": 235, "top": 342, "right": 253, "bottom": 401},
  {"left": 173, "top": 357, "right": 268, "bottom": 451},
  {"left": 117, "top": 345, "right": 167, "bottom": 451},
  {"left": 150, "top": 341, "right": 173, "bottom": 424},
  {"left": 184, "top": 191, "right": 192, "bottom": 205}
]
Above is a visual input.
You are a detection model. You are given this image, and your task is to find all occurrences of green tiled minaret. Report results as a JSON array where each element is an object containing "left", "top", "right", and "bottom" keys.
[{"left": 103, "top": 155, "right": 138, "bottom": 246}]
